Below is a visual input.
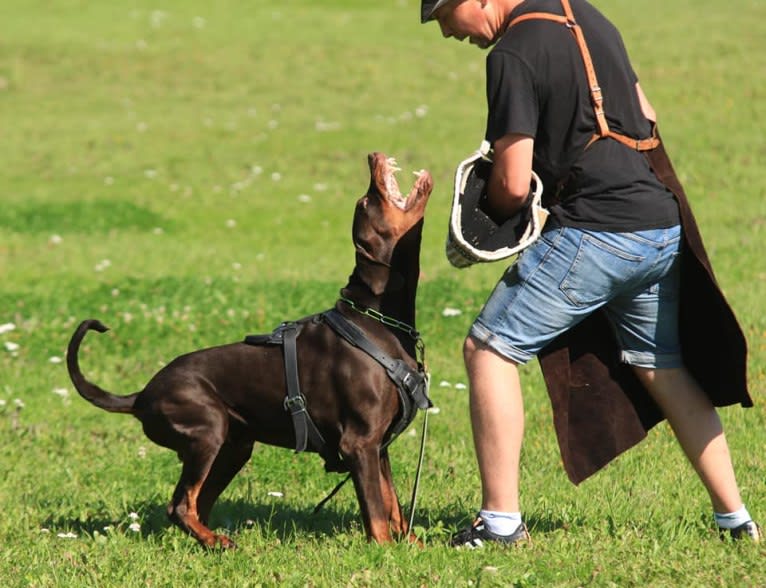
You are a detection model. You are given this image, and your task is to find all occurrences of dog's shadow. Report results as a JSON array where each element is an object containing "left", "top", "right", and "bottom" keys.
[{"left": 41, "top": 499, "right": 363, "bottom": 544}]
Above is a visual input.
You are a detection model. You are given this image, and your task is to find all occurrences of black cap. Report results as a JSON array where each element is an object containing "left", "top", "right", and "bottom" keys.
[{"left": 421, "top": 0, "right": 452, "bottom": 23}]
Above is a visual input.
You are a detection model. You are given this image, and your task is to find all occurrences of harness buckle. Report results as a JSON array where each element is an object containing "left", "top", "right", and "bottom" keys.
[{"left": 284, "top": 395, "right": 307, "bottom": 413}]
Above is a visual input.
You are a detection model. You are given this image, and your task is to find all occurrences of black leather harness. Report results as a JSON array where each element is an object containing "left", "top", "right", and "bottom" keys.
[{"left": 244, "top": 307, "right": 431, "bottom": 472}]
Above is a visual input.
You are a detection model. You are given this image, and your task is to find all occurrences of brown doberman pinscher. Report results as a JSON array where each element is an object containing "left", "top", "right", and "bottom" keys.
[{"left": 67, "top": 153, "right": 433, "bottom": 548}]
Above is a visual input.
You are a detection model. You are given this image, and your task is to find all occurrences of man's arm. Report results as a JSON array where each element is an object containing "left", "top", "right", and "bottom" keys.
[
  {"left": 486, "top": 133, "right": 535, "bottom": 221},
  {"left": 635, "top": 82, "right": 657, "bottom": 123}
]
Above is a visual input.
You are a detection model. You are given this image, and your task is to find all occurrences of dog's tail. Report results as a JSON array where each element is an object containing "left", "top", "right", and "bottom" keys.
[{"left": 67, "top": 319, "right": 138, "bottom": 414}]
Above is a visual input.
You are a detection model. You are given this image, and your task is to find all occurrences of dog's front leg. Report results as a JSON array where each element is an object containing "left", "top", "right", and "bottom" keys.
[
  {"left": 379, "top": 452, "right": 410, "bottom": 540},
  {"left": 342, "top": 442, "right": 393, "bottom": 543}
]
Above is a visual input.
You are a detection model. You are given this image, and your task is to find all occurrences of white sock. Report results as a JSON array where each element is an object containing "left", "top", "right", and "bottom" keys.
[
  {"left": 479, "top": 509, "right": 522, "bottom": 536},
  {"left": 714, "top": 505, "right": 751, "bottom": 529}
]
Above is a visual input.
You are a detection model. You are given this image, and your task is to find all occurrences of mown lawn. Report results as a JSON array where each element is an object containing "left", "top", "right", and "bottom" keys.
[{"left": 1, "top": 1, "right": 764, "bottom": 586}]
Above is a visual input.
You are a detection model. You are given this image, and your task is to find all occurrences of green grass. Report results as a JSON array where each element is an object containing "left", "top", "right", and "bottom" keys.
[{"left": 1, "top": 0, "right": 765, "bottom": 585}]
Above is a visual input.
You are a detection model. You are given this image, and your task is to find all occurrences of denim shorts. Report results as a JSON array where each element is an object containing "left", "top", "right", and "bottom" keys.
[{"left": 469, "top": 224, "right": 683, "bottom": 368}]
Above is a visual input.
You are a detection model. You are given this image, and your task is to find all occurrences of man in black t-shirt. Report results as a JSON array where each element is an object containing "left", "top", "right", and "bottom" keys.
[{"left": 421, "top": 0, "right": 759, "bottom": 547}]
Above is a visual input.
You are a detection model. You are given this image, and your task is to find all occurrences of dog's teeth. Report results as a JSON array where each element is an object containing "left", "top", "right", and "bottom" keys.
[
  {"left": 413, "top": 169, "right": 426, "bottom": 177},
  {"left": 387, "top": 157, "right": 401, "bottom": 172}
]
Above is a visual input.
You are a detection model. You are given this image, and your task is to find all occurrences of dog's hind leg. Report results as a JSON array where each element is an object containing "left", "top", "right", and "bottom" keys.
[
  {"left": 196, "top": 441, "right": 254, "bottom": 526},
  {"left": 167, "top": 438, "right": 238, "bottom": 549}
]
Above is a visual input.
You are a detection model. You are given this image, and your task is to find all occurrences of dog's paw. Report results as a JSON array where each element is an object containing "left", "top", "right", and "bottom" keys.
[{"left": 202, "top": 533, "right": 238, "bottom": 550}]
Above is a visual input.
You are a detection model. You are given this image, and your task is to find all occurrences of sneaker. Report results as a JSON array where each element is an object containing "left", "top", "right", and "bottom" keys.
[
  {"left": 450, "top": 516, "right": 530, "bottom": 549},
  {"left": 727, "top": 520, "right": 762, "bottom": 542}
]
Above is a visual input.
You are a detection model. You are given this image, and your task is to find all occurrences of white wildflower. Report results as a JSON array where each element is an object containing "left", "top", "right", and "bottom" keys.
[
  {"left": 192, "top": 16, "right": 206, "bottom": 29},
  {"left": 4, "top": 342, "right": 19, "bottom": 352},
  {"left": 439, "top": 380, "right": 452, "bottom": 388},
  {"left": 267, "top": 491, "right": 283, "bottom": 498},
  {"left": 428, "top": 406, "right": 441, "bottom": 414},
  {"left": 225, "top": 219, "right": 236, "bottom": 228},
  {"left": 94, "top": 259, "right": 112, "bottom": 272},
  {"left": 128, "top": 512, "right": 139, "bottom": 520},
  {"left": 0, "top": 323, "right": 15, "bottom": 335},
  {"left": 49, "top": 356, "right": 62, "bottom": 364},
  {"left": 104, "top": 176, "right": 114, "bottom": 185},
  {"left": 297, "top": 194, "right": 312, "bottom": 203},
  {"left": 128, "top": 522, "right": 141, "bottom": 533},
  {"left": 455, "top": 383, "right": 467, "bottom": 390},
  {"left": 52, "top": 387, "right": 69, "bottom": 398},
  {"left": 271, "top": 172, "right": 282, "bottom": 182},
  {"left": 57, "top": 532, "right": 77, "bottom": 539},
  {"left": 442, "top": 307, "right": 462, "bottom": 317},
  {"left": 49, "top": 234, "right": 63, "bottom": 245}
]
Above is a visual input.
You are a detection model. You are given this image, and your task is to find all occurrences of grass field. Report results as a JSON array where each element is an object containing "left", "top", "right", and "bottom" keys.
[{"left": 1, "top": 0, "right": 764, "bottom": 585}]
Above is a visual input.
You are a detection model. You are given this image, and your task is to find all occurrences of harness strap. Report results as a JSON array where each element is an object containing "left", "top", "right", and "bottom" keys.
[
  {"left": 508, "top": 0, "right": 659, "bottom": 152},
  {"left": 322, "top": 309, "right": 432, "bottom": 420},
  {"left": 280, "top": 323, "right": 331, "bottom": 456}
]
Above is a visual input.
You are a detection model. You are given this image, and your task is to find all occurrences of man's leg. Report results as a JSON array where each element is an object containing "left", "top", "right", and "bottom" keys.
[
  {"left": 464, "top": 336, "right": 524, "bottom": 513},
  {"left": 632, "top": 365, "right": 742, "bottom": 513}
]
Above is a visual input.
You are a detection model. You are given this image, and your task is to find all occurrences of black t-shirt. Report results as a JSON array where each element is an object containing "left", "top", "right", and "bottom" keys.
[{"left": 485, "top": 0, "right": 680, "bottom": 230}]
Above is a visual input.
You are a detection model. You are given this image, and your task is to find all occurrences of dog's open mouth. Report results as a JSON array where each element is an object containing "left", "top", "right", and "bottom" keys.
[{"left": 370, "top": 152, "right": 432, "bottom": 211}]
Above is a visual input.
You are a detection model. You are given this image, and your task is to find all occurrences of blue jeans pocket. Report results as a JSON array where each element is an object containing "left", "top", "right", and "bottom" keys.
[{"left": 559, "top": 233, "right": 646, "bottom": 307}]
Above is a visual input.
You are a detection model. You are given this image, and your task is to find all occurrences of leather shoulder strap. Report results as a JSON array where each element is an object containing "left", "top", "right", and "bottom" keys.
[{"left": 507, "top": 0, "right": 659, "bottom": 152}]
